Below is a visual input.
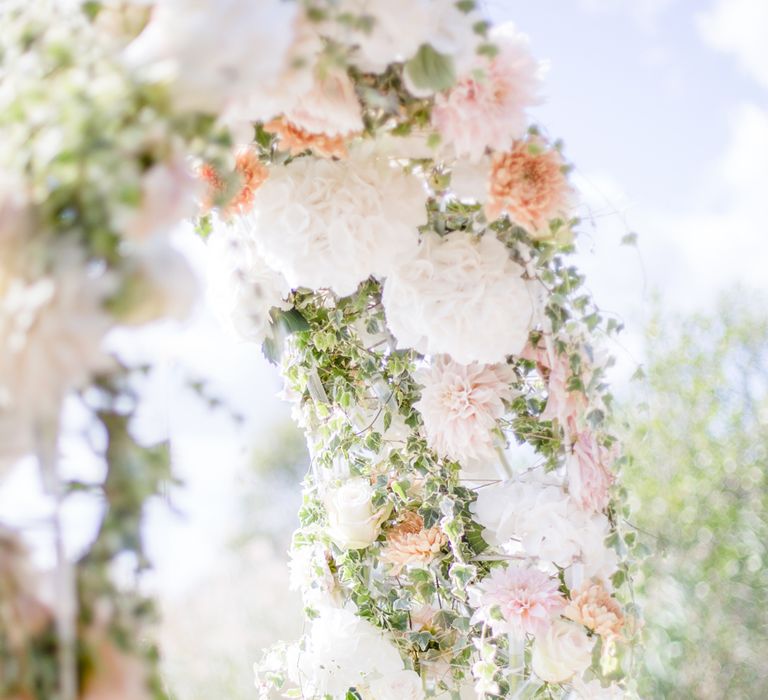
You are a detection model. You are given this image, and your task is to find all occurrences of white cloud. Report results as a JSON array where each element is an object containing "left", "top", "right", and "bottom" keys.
[
  {"left": 576, "top": 0, "right": 677, "bottom": 28},
  {"left": 697, "top": 0, "right": 768, "bottom": 89},
  {"left": 577, "top": 102, "right": 768, "bottom": 323}
]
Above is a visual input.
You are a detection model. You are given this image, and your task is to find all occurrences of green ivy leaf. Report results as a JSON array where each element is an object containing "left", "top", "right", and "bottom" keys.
[{"left": 404, "top": 44, "right": 456, "bottom": 92}]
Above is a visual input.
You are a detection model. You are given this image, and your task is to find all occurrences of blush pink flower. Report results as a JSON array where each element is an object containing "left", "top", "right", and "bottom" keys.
[
  {"left": 432, "top": 24, "right": 541, "bottom": 162},
  {"left": 567, "top": 430, "right": 616, "bottom": 513},
  {"left": 522, "top": 338, "right": 587, "bottom": 427},
  {"left": 414, "top": 356, "right": 515, "bottom": 468},
  {"left": 468, "top": 565, "right": 565, "bottom": 637},
  {"left": 485, "top": 137, "right": 573, "bottom": 237}
]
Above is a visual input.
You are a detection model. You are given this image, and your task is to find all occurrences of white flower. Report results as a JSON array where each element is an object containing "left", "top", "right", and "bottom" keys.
[
  {"left": 471, "top": 473, "right": 619, "bottom": 583},
  {"left": 284, "top": 66, "right": 363, "bottom": 137},
  {"left": 366, "top": 669, "right": 425, "bottom": 700},
  {"left": 324, "top": 477, "right": 388, "bottom": 550},
  {"left": 330, "top": 0, "right": 477, "bottom": 78},
  {"left": 288, "top": 543, "right": 341, "bottom": 608},
  {"left": 206, "top": 219, "right": 291, "bottom": 343},
  {"left": 245, "top": 149, "right": 425, "bottom": 296},
  {"left": 414, "top": 356, "right": 514, "bottom": 468},
  {"left": 297, "top": 607, "right": 404, "bottom": 697},
  {"left": 531, "top": 620, "right": 593, "bottom": 683},
  {"left": 383, "top": 232, "right": 534, "bottom": 364},
  {"left": 222, "top": 14, "right": 322, "bottom": 128},
  {"left": 449, "top": 156, "right": 492, "bottom": 202},
  {"left": 124, "top": 0, "right": 297, "bottom": 113},
  {"left": 0, "top": 249, "right": 115, "bottom": 467},
  {"left": 328, "top": 0, "right": 426, "bottom": 74}
]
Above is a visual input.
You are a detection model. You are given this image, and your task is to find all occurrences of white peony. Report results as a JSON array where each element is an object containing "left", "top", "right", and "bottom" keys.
[
  {"left": 0, "top": 249, "right": 115, "bottom": 467},
  {"left": 382, "top": 231, "right": 534, "bottom": 364},
  {"left": 244, "top": 149, "right": 426, "bottom": 296},
  {"left": 324, "top": 477, "right": 389, "bottom": 549},
  {"left": 414, "top": 356, "right": 514, "bottom": 469},
  {"left": 471, "top": 473, "right": 619, "bottom": 583},
  {"left": 206, "top": 219, "right": 291, "bottom": 343},
  {"left": 297, "top": 607, "right": 404, "bottom": 697},
  {"left": 124, "top": 0, "right": 297, "bottom": 113},
  {"left": 531, "top": 620, "right": 593, "bottom": 683},
  {"left": 366, "top": 668, "right": 425, "bottom": 700}
]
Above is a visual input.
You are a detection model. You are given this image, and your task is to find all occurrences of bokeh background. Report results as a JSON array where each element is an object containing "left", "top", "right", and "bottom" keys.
[{"left": 1, "top": 1, "right": 766, "bottom": 698}]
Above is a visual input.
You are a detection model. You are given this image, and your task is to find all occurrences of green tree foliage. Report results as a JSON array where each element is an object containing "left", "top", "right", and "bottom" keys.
[{"left": 623, "top": 291, "right": 768, "bottom": 699}]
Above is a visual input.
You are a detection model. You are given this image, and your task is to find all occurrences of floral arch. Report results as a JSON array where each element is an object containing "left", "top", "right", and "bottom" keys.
[{"left": 0, "top": 1, "right": 639, "bottom": 699}]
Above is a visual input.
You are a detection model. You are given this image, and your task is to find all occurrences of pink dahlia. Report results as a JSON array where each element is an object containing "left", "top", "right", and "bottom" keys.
[
  {"left": 432, "top": 24, "right": 541, "bottom": 162},
  {"left": 468, "top": 565, "right": 565, "bottom": 637},
  {"left": 414, "top": 355, "right": 515, "bottom": 468},
  {"left": 567, "top": 430, "right": 616, "bottom": 513},
  {"left": 485, "top": 137, "right": 573, "bottom": 236}
]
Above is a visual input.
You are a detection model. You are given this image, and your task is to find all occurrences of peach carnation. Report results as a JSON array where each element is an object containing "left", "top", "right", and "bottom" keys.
[
  {"left": 486, "top": 137, "right": 573, "bottom": 237},
  {"left": 432, "top": 23, "right": 541, "bottom": 162},
  {"left": 565, "top": 580, "right": 625, "bottom": 640},
  {"left": 263, "top": 118, "right": 348, "bottom": 159},
  {"left": 200, "top": 148, "right": 268, "bottom": 216},
  {"left": 380, "top": 512, "right": 446, "bottom": 575}
]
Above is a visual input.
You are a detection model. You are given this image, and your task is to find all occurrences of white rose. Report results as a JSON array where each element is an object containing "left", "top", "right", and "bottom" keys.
[
  {"left": 325, "top": 478, "right": 388, "bottom": 549},
  {"left": 366, "top": 669, "right": 425, "bottom": 700},
  {"left": 531, "top": 620, "right": 593, "bottom": 683}
]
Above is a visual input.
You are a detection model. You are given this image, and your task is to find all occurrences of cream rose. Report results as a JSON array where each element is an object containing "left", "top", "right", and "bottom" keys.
[
  {"left": 325, "top": 478, "right": 388, "bottom": 549},
  {"left": 531, "top": 619, "right": 593, "bottom": 683},
  {"left": 366, "top": 669, "right": 425, "bottom": 700}
]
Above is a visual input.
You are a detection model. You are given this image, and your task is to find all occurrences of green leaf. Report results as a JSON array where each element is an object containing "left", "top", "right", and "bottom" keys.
[
  {"left": 621, "top": 232, "right": 638, "bottom": 246},
  {"left": 404, "top": 44, "right": 456, "bottom": 92}
]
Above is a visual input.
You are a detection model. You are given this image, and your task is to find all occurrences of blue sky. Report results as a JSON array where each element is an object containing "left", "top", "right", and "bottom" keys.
[{"left": 488, "top": 0, "right": 768, "bottom": 325}]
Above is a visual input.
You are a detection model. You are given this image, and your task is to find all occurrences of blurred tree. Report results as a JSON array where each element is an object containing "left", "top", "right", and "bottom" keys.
[{"left": 623, "top": 290, "right": 768, "bottom": 699}]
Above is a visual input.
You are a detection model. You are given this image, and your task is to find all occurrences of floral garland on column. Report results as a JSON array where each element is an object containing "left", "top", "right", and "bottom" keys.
[
  {"left": 0, "top": 0, "right": 640, "bottom": 698},
  {"left": 178, "top": 2, "right": 637, "bottom": 698}
]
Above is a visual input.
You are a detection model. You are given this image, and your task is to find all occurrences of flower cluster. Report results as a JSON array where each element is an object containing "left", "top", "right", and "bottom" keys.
[{"left": 0, "top": 0, "right": 639, "bottom": 698}]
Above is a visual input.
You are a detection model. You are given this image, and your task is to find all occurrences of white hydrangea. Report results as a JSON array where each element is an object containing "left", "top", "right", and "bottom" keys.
[
  {"left": 124, "top": 0, "right": 297, "bottom": 113},
  {"left": 244, "top": 149, "right": 426, "bottom": 296},
  {"left": 471, "top": 472, "right": 618, "bottom": 585},
  {"left": 382, "top": 232, "right": 534, "bottom": 364},
  {"left": 296, "top": 606, "right": 404, "bottom": 697},
  {"left": 206, "top": 219, "right": 291, "bottom": 343}
]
